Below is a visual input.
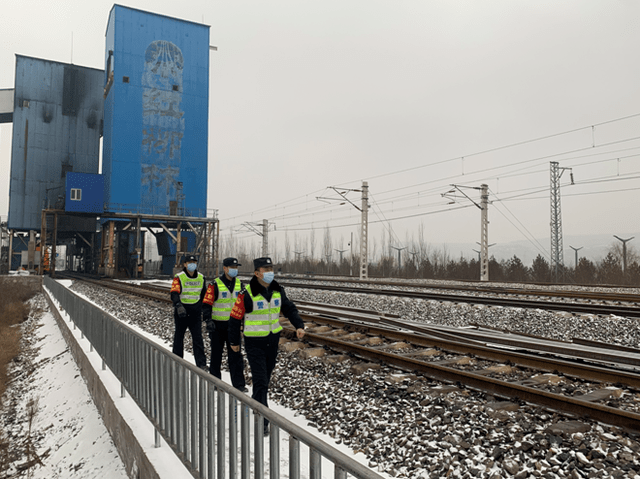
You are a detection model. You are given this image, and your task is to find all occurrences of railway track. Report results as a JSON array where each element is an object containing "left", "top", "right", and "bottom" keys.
[
  {"left": 59, "top": 273, "right": 640, "bottom": 432},
  {"left": 276, "top": 279, "right": 640, "bottom": 318}
]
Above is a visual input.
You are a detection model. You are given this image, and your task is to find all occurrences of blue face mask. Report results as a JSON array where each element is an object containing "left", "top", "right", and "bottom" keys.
[
  {"left": 186, "top": 263, "right": 197, "bottom": 273},
  {"left": 261, "top": 271, "right": 274, "bottom": 284},
  {"left": 228, "top": 268, "right": 238, "bottom": 278}
]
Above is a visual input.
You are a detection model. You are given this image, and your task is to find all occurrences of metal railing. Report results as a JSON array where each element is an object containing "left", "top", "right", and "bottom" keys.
[{"left": 43, "top": 277, "right": 382, "bottom": 479}]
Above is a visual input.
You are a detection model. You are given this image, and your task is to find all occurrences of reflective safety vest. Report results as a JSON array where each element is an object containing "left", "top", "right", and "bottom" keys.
[
  {"left": 212, "top": 277, "right": 241, "bottom": 321},
  {"left": 176, "top": 271, "right": 204, "bottom": 304},
  {"left": 243, "top": 284, "right": 283, "bottom": 337}
]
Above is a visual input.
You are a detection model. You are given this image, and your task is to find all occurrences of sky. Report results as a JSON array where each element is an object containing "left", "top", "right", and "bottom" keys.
[{"left": 2, "top": 1, "right": 640, "bottom": 262}]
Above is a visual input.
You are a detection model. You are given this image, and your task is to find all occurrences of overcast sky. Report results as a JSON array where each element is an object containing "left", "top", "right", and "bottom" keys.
[{"left": 2, "top": 1, "right": 640, "bottom": 261}]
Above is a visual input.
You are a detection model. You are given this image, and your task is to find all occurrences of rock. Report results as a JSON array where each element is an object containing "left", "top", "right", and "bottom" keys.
[{"left": 545, "top": 421, "right": 591, "bottom": 436}]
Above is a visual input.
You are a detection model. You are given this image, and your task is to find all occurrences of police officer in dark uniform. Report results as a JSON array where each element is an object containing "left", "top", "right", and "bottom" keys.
[
  {"left": 170, "top": 254, "right": 207, "bottom": 369},
  {"left": 202, "top": 257, "right": 247, "bottom": 391},
  {"left": 229, "top": 257, "right": 305, "bottom": 435}
]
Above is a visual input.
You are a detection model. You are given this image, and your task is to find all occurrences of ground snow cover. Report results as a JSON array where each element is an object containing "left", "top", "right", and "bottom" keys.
[
  {"left": 1, "top": 294, "right": 128, "bottom": 478},
  {"left": 15, "top": 280, "right": 385, "bottom": 479}
]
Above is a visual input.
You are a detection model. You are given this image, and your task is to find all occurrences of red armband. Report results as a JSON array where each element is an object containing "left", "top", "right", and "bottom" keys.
[
  {"left": 170, "top": 277, "right": 181, "bottom": 293},
  {"left": 203, "top": 284, "right": 215, "bottom": 306},
  {"left": 230, "top": 293, "right": 246, "bottom": 320}
]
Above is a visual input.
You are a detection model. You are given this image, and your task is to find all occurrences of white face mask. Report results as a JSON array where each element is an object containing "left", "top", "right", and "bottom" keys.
[
  {"left": 261, "top": 271, "right": 274, "bottom": 284},
  {"left": 186, "top": 263, "right": 197, "bottom": 273},
  {"left": 228, "top": 268, "right": 238, "bottom": 278}
]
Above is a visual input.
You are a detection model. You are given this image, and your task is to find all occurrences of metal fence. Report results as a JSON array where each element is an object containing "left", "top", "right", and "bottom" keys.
[{"left": 43, "top": 277, "right": 382, "bottom": 479}]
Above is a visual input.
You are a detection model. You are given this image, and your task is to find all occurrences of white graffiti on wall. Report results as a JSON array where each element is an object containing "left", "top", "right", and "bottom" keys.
[{"left": 141, "top": 40, "right": 184, "bottom": 209}]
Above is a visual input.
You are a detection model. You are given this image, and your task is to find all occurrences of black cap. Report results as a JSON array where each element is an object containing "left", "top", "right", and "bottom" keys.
[
  {"left": 223, "top": 257, "right": 241, "bottom": 267},
  {"left": 182, "top": 254, "right": 197, "bottom": 263},
  {"left": 253, "top": 257, "right": 274, "bottom": 270}
]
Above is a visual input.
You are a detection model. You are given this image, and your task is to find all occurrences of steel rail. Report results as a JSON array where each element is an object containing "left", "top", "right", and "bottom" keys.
[
  {"left": 286, "top": 327, "right": 640, "bottom": 432},
  {"left": 293, "top": 314, "right": 640, "bottom": 389},
  {"left": 280, "top": 274, "right": 640, "bottom": 303},
  {"left": 279, "top": 281, "right": 640, "bottom": 318}
]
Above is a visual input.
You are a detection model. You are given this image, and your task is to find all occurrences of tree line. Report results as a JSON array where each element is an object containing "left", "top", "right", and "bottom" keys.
[{"left": 221, "top": 226, "right": 639, "bottom": 286}]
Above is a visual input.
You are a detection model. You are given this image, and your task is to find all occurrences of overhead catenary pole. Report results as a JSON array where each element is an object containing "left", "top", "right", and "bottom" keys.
[
  {"left": 480, "top": 184, "right": 489, "bottom": 281},
  {"left": 569, "top": 245, "right": 583, "bottom": 269},
  {"left": 550, "top": 161, "right": 573, "bottom": 282},
  {"left": 262, "top": 219, "right": 268, "bottom": 257},
  {"left": 442, "top": 183, "right": 489, "bottom": 281},
  {"left": 613, "top": 235, "right": 634, "bottom": 275},
  {"left": 360, "top": 181, "right": 369, "bottom": 280}
]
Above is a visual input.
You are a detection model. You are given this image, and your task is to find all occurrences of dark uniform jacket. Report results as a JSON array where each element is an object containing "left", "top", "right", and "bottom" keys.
[
  {"left": 170, "top": 268, "right": 207, "bottom": 314},
  {"left": 202, "top": 274, "right": 242, "bottom": 322},
  {"left": 228, "top": 276, "right": 304, "bottom": 346}
]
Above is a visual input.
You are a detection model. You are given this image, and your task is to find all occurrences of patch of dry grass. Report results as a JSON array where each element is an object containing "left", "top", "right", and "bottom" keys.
[{"left": 0, "top": 278, "right": 38, "bottom": 402}]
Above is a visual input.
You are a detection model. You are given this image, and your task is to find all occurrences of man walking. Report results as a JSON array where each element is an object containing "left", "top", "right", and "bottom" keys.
[
  {"left": 203, "top": 257, "right": 247, "bottom": 391},
  {"left": 229, "top": 257, "right": 305, "bottom": 435},
  {"left": 170, "top": 254, "right": 207, "bottom": 369}
]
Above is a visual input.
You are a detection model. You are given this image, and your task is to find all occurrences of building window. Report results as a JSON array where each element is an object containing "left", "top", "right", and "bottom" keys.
[{"left": 70, "top": 189, "right": 82, "bottom": 201}]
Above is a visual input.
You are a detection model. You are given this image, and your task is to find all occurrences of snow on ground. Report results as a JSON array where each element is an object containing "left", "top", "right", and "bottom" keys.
[
  {"left": 0, "top": 280, "right": 384, "bottom": 479},
  {"left": 1, "top": 294, "right": 128, "bottom": 479}
]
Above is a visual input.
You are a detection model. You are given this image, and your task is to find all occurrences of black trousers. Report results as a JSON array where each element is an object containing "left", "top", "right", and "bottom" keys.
[
  {"left": 244, "top": 332, "right": 280, "bottom": 426},
  {"left": 172, "top": 310, "right": 207, "bottom": 368},
  {"left": 209, "top": 321, "right": 245, "bottom": 389}
]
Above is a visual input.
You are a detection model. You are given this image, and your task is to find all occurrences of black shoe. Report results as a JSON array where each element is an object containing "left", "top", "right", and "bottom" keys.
[
  {"left": 263, "top": 425, "right": 270, "bottom": 436},
  {"left": 241, "top": 386, "right": 249, "bottom": 393}
]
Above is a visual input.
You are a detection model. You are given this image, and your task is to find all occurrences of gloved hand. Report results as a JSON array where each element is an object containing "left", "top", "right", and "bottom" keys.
[
  {"left": 205, "top": 320, "right": 215, "bottom": 333},
  {"left": 175, "top": 304, "right": 187, "bottom": 318}
]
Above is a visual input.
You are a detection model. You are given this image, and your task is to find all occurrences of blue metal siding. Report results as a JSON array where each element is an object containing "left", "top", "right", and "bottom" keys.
[
  {"left": 103, "top": 5, "right": 210, "bottom": 217},
  {"left": 65, "top": 172, "right": 104, "bottom": 213},
  {"left": 8, "top": 56, "right": 104, "bottom": 231}
]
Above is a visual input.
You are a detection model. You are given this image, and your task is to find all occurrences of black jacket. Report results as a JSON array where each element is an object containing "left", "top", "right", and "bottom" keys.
[
  {"left": 229, "top": 275, "right": 304, "bottom": 346},
  {"left": 202, "top": 274, "right": 242, "bottom": 322},
  {"left": 170, "top": 268, "right": 207, "bottom": 314}
]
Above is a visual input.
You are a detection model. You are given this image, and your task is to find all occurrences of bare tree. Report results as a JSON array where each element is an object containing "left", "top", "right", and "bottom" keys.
[
  {"left": 309, "top": 228, "right": 316, "bottom": 261},
  {"left": 284, "top": 231, "right": 291, "bottom": 262},
  {"left": 322, "top": 226, "right": 332, "bottom": 266}
]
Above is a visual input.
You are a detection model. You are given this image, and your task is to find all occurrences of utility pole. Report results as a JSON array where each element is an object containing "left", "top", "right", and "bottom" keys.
[
  {"left": 317, "top": 182, "right": 368, "bottom": 280},
  {"left": 335, "top": 248, "right": 347, "bottom": 263},
  {"left": 360, "top": 181, "right": 369, "bottom": 280},
  {"left": 349, "top": 232, "right": 354, "bottom": 276},
  {"left": 614, "top": 235, "right": 634, "bottom": 276},
  {"left": 569, "top": 245, "right": 583, "bottom": 269},
  {"left": 262, "top": 219, "right": 268, "bottom": 257},
  {"left": 443, "top": 183, "right": 490, "bottom": 281},
  {"left": 550, "top": 161, "right": 573, "bottom": 282},
  {"left": 390, "top": 245, "right": 406, "bottom": 270},
  {"left": 239, "top": 219, "right": 275, "bottom": 258}
]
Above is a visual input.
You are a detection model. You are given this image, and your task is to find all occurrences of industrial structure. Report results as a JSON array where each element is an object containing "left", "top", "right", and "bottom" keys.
[{"left": 2, "top": 5, "right": 218, "bottom": 278}]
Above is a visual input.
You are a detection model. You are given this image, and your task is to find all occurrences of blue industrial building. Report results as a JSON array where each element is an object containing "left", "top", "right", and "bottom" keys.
[
  {"left": 2, "top": 6, "right": 217, "bottom": 278},
  {"left": 102, "top": 5, "right": 210, "bottom": 217},
  {"left": 7, "top": 55, "right": 104, "bottom": 232}
]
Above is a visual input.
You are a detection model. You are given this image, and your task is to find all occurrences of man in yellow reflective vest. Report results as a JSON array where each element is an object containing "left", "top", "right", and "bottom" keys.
[
  {"left": 202, "top": 257, "right": 247, "bottom": 391},
  {"left": 229, "top": 257, "right": 305, "bottom": 436},
  {"left": 170, "top": 254, "right": 207, "bottom": 369}
]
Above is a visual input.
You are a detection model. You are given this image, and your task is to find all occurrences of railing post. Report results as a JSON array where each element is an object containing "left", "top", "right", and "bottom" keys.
[
  {"left": 289, "top": 436, "right": 300, "bottom": 479},
  {"left": 270, "top": 425, "right": 279, "bottom": 479},
  {"left": 191, "top": 371, "right": 198, "bottom": 468},
  {"left": 254, "top": 414, "right": 264, "bottom": 479},
  {"left": 241, "top": 403, "right": 250, "bottom": 479},
  {"left": 310, "top": 449, "right": 321, "bottom": 479},
  {"left": 229, "top": 397, "right": 238, "bottom": 479},
  {"left": 207, "top": 382, "right": 215, "bottom": 479},
  {"left": 217, "top": 389, "right": 225, "bottom": 479}
]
